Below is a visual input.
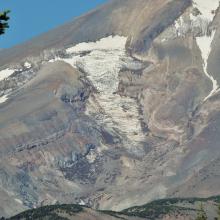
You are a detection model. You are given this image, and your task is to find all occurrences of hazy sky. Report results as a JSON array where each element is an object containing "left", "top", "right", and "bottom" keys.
[{"left": 0, "top": 0, "right": 107, "bottom": 48}]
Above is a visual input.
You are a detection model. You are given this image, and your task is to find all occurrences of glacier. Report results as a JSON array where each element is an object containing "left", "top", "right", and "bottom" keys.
[{"left": 50, "top": 36, "right": 146, "bottom": 154}]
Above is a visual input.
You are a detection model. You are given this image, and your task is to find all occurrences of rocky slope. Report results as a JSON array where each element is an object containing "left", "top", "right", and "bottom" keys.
[{"left": 0, "top": 0, "right": 220, "bottom": 217}]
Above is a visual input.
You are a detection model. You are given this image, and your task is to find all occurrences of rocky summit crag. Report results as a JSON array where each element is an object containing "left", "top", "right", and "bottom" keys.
[{"left": 0, "top": 0, "right": 220, "bottom": 218}]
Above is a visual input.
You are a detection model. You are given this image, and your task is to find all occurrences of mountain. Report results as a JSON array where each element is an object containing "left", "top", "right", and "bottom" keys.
[
  {"left": 7, "top": 196, "right": 220, "bottom": 220},
  {"left": 0, "top": 0, "right": 220, "bottom": 218}
]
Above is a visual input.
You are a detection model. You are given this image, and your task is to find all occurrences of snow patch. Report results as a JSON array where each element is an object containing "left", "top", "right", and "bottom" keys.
[
  {"left": 0, "top": 95, "right": 8, "bottom": 104},
  {"left": 14, "top": 198, "right": 23, "bottom": 205},
  {"left": 193, "top": 0, "right": 220, "bottom": 101},
  {"left": 0, "top": 66, "right": 34, "bottom": 105},
  {"left": 66, "top": 35, "right": 126, "bottom": 54},
  {"left": 192, "top": 0, "right": 219, "bottom": 21},
  {"left": 0, "top": 68, "right": 14, "bottom": 81},
  {"left": 79, "top": 200, "right": 86, "bottom": 205},
  {"left": 196, "top": 30, "right": 218, "bottom": 100},
  {"left": 24, "top": 61, "right": 32, "bottom": 69}
]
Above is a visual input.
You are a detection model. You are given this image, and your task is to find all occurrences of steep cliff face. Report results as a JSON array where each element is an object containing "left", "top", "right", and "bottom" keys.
[{"left": 1, "top": 0, "right": 220, "bottom": 218}]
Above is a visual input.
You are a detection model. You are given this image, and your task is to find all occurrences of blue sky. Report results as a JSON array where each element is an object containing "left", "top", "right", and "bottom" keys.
[{"left": 0, "top": 0, "right": 107, "bottom": 48}]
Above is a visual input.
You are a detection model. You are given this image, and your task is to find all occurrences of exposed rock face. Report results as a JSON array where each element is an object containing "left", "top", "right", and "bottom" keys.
[{"left": 1, "top": 0, "right": 220, "bottom": 218}]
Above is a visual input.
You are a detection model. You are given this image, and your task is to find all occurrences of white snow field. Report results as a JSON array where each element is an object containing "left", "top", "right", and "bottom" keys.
[{"left": 0, "top": 68, "right": 14, "bottom": 81}]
